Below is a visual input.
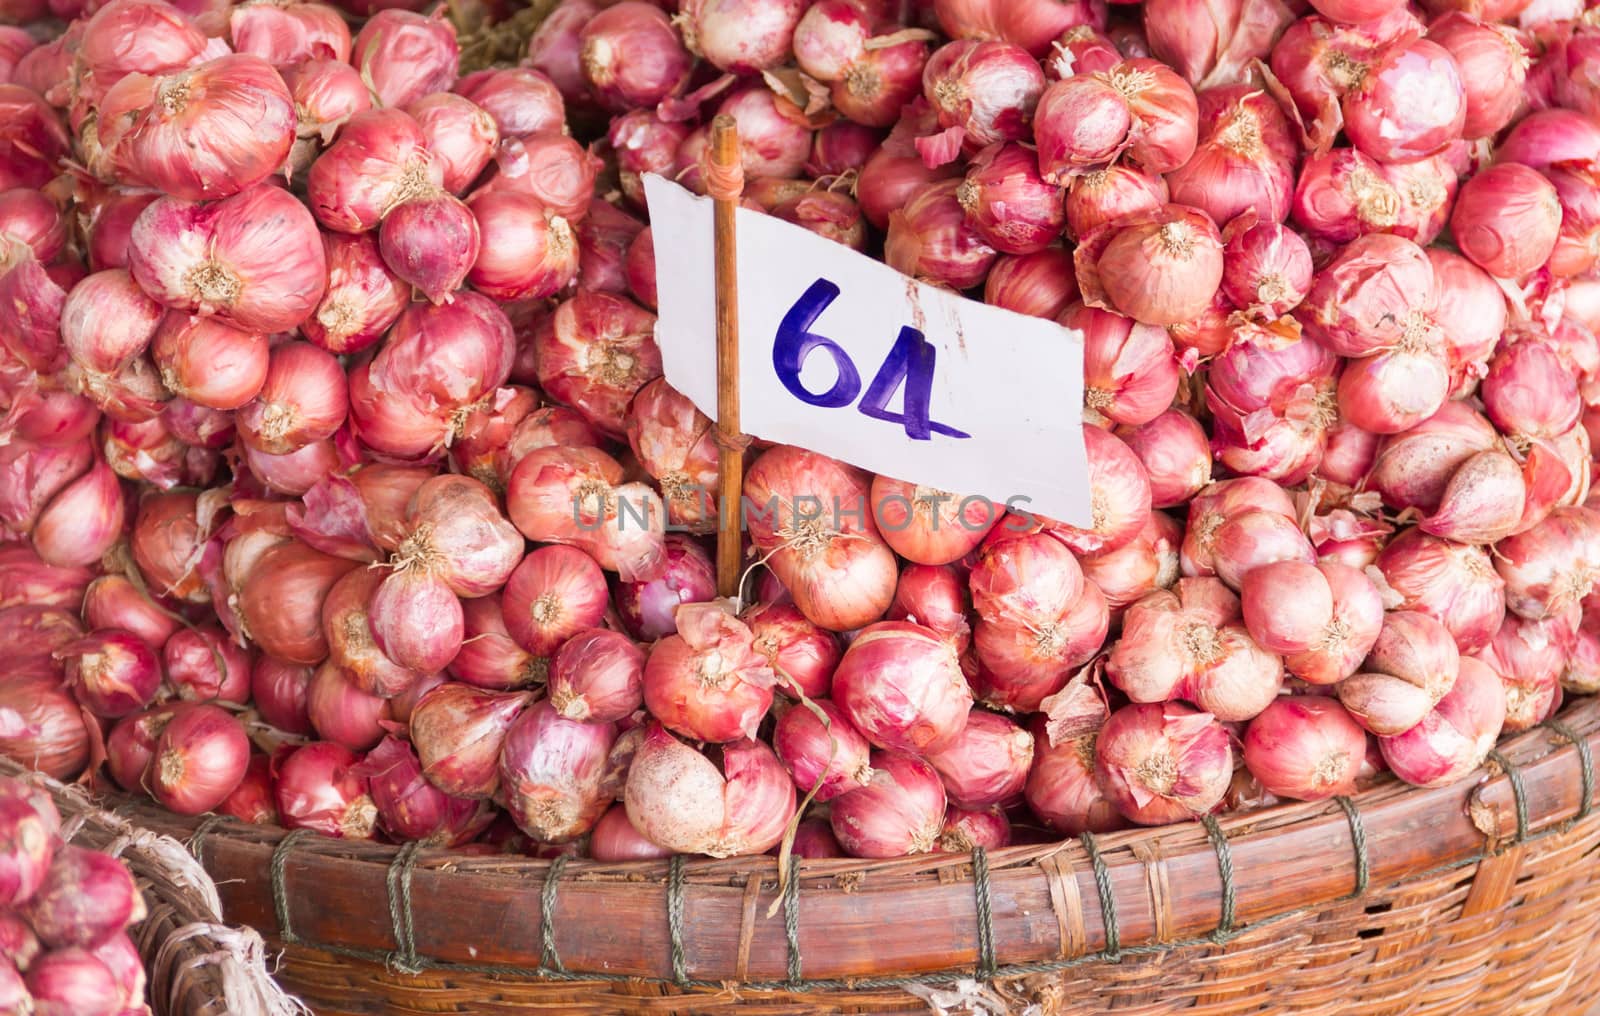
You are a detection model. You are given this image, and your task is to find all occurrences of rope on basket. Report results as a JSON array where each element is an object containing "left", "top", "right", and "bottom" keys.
[
  {"left": 1077, "top": 832, "right": 1121, "bottom": 961},
  {"left": 782, "top": 854, "right": 801, "bottom": 987},
  {"left": 541, "top": 854, "right": 570, "bottom": 975},
  {"left": 1543, "top": 719, "right": 1595, "bottom": 824},
  {"left": 1334, "top": 797, "right": 1370, "bottom": 898},
  {"left": 1199, "top": 816, "right": 1237, "bottom": 943},
  {"left": 189, "top": 814, "right": 228, "bottom": 864},
  {"left": 1486, "top": 750, "right": 1531, "bottom": 847},
  {"left": 668, "top": 854, "right": 689, "bottom": 986},
  {"left": 385, "top": 841, "right": 425, "bottom": 974},
  {"left": 971, "top": 847, "right": 997, "bottom": 979},
  {"left": 270, "top": 829, "right": 313, "bottom": 945}
]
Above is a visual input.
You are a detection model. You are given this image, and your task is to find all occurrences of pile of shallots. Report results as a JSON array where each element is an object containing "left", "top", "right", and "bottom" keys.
[
  {"left": 1, "top": 775, "right": 152, "bottom": 1015},
  {"left": 2, "top": 0, "right": 1600, "bottom": 864}
]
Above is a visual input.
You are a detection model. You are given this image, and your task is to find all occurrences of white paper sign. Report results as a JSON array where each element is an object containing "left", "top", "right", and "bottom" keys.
[{"left": 644, "top": 174, "right": 1090, "bottom": 526}]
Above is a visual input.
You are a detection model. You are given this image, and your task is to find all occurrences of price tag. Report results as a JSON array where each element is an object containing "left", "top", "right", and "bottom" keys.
[{"left": 644, "top": 174, "right": 1090, "bottom": 527}]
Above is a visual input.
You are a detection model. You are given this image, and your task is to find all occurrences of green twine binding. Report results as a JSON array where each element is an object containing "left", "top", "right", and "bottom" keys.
[
  {"left": 269, "top": 829, "right": 313, "bottom": 945},
  {"left": 971, "top": 847, "right": 996, "bottom": 979},
  {"left": 1200, "top": 815, "right": 1236, "bottom": 943},
  {"left": 1486, "top": 749, "right": 1531, "bottom": 846},
  {"left": 189, "top": 813, "right": 228, "bottom": 862},
  {"left": 1078, "top": 832, "right": 1120, "bottom": 961},
  {"left": 783, "top": 855, "right": 801, "bottom": 987},
  {"left": 667, "top": 854, "right": 688, "bottom": 986},
  {"left": 1334, "top": 797, "right": 1370, "bottom": 899},
  {"left": 541, "top": 855, "right": 569, "bottom": 975},
  {"left": 1543, "top": 719, "right": 1594, "bottom": 823},
  {"left": 385, "top": 841, "right": 425, "bottom": 974},
  {"left": 246, "top": 735, "right": 1598, "bottom": 993}
]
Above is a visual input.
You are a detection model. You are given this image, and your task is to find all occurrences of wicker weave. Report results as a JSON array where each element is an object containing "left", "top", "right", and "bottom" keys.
[
  {"left": 1, "top": 759, "right": 305, "bottom": 1016},
  {"left": 90, "top": 695, "right": 1600, "bottom": 1015}
]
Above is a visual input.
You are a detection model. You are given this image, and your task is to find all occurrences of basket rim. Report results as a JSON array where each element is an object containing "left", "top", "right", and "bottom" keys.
[{"left": 98, "top": 696, "right": 1600, "bottom": 989}]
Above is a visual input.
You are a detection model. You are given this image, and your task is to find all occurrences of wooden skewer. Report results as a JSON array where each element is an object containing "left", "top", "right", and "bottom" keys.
[{"left": 707, "top": 114, "right": 746, "bottom": 600}]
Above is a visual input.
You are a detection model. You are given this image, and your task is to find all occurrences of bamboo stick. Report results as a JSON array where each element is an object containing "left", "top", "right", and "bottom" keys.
[{"left": 707, "top": 114, "right": 745, "bottom": 599}]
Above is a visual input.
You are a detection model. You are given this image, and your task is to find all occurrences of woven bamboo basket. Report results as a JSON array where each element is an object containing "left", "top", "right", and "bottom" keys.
[
  {"left": 2, "top": 758, "right": 305, "bottom": 1016},
  {"left": 79, "top": 693, "right": 1600, "bottom": 1015}
]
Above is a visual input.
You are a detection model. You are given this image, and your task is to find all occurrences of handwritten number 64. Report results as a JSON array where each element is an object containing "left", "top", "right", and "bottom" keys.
[{"left": 772, "top": 279, "right": 970, "bottom": 441}]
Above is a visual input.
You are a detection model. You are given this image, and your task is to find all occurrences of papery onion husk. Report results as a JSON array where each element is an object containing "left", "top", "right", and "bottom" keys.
[
  {"left": 1077, "top": 203, "right": 1223, "bottom": 327},
  {"left": 350, "top": 9, "right": 458, "bottom": 109},
  {"left": 1378, "top": 655, "right": 1504, "bottom": 787},
  {"left": 833, "top": 620, "right": 973, "bottom": 755},
  {"left": 1118, "top": 410, "right": 1212, "bottom": 509},
  {"left": 772, "top": 698, "right": 873, "bottom": 803},
  {"left": 274, "top": 741, "right": 378, "bottom": 840},
  {"left": 614, "top": 534, "right": 717, "bottom": 641},
  {"left": 1341, "top": 38, "right": 1465, "bottom": 164},
  {"left": 410, "top": 683, "right": 533, "bottom": 800},
  {"left": 97, "top": 54, "right": 295, "bottom": 202},
  {"left": 643, "top": 603, "right": 777, "bottom": 744},
  {"left": 1336, "top": 610, "right": 1460, "bottom": 736},
  {"left": 742, "top": 445, "right": 898, "bottom": 631},
  {"left": 625, "top": 378, "right": 719, "bottom": 533},
  {"left": 149, "top": 702, "right": 250, "bottom": 815},
  {"left": 548, "top": 627, "right": 645, "bottom": 723},
  {"left": 0, "top": 671, "right": 91, "bottom": 779},
  {"left": 23, "top": 844, "right": 145, "bottom": 948},
  {"left": 870, "top": 476, "right": 998, "bottom": 566},
  {"left": 623, "top": 723, "right": 796, "bottom": 857},
  {"left": 238, "top": 540, "right": 359, "bottom": 664},
  {"left": 1242, "top": 696, "right": 1366, "bottom": 801},
  {"left": 743, "top": 600, "right": 842, "bottom": 700},
  {"left": 829, "top": 749, "right": 947, "bottom": 858},
  {"left": 1165, "top": 85, "right": 1298, "bottom": 228},
  {"left": 1296, "top": 232, "right": 1434, "bottom": 358},
  {"left": 129, "top": 183, "right": 327, "bottom": 334},
  {"left": 924, "top": 709, "right": 1034, "bottom": 808},
  {"left": 500, "top": 544, "right": 610, "bottom": 656},
  {"left": 1095, "top": 700, "right": 1231, "bottom": 825},
  {"left": 1025, "top": 720, "right": 1125, "bottom": 834},
  {"left": 499, "top": 699, "right": 618, "bottom": 842}
]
